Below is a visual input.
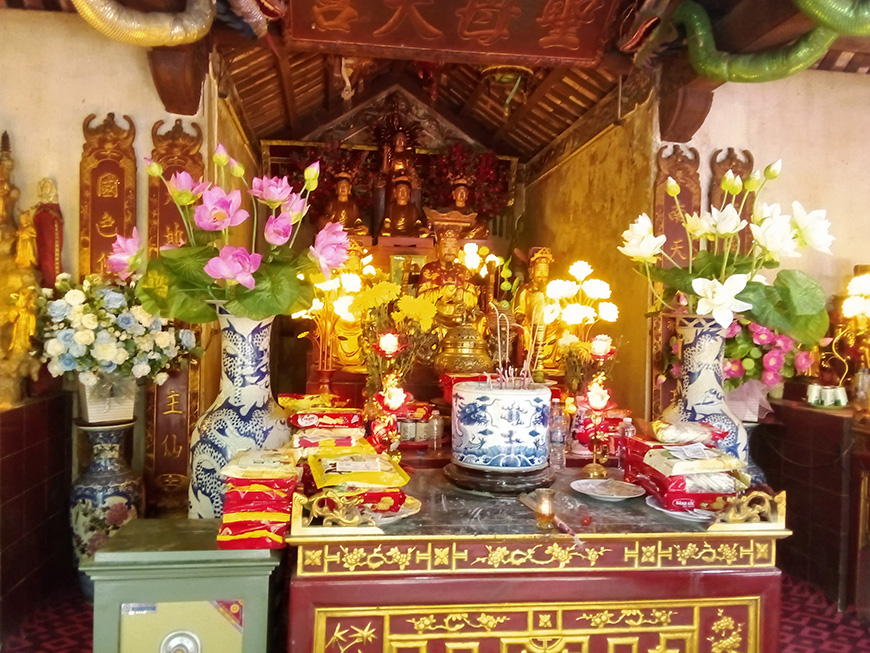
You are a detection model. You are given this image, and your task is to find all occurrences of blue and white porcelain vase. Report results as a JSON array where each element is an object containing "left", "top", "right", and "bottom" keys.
[
  {"left": 188, "top": 305, "right": 291, "bottom": 519},
  {"left": 70, "top": 421, "right": 142, "bottom": 598},
  {"left": 662, "top": 315, "right": 748, "bottom": 461},
  {"left": 451, "top": 382, "right": 550, "bottom": 471}
]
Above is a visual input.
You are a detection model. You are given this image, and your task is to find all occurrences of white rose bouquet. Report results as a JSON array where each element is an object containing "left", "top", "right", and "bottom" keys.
[{"left": 33, "top": 273, "right": 199, "bottom": 386}]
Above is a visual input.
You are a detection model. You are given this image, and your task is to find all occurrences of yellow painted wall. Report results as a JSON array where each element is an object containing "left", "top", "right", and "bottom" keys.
[{"left": 524, "top": 99, "right": 655, "bottom": 417}]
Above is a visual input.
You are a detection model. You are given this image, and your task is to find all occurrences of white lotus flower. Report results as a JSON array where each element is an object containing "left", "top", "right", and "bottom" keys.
[
  {"left": 63, "top": 289, "right": 86, "bottom": 306},
  {"left": 618, "top": 233, "right": 667, "bottom": 263},
  {"left": 582, "top": 279, "right": 611, "bottom": 300},
  {"left": 569, "top": 261, "right": 593, "bottom": 282},
  {"left": 597, "top": 302, "right": 619, "bottom": 322},
  {"left": 791, "top": 201, "right": 834, "bottom": 254},
  {"left": 685, "top": 212, "right": 714, "bottom": 240},
  {"left": 709, "top": 204, "right": 746, "bottom": 237},
  {"left": 561, "top": 303, "right": 596, "bottom": 325},
  {"left": 74, "top": 329, "right": 95, "bottom": 346},
  {"left": 751, "top": 214, "right": 799, "bottom": 262},
  {"left": 621, "top": 213, "right": 654, "bottom": 242},
  {"left": 754, "top": 202, "right": 789, "bottom": 226},
  {"left": 546, "top": 280, "right": 581, "bottom": 300},
  {"left": 558, "top": 333, "right": 579, "bottom": 348},
  {"left": 44, "top": 338, "right": 65, "bottom": 357},
  {"left": 691, "top": 274, "right": 753, "bottom": 328}
]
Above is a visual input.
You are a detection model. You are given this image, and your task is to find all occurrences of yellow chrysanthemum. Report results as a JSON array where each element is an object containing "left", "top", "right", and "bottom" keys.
[
  {"left": 350, "top": 282, "right": 401, "bottom": 314},
  {"left": 393, "top": 295, "right": 437, "bottom": 331}
]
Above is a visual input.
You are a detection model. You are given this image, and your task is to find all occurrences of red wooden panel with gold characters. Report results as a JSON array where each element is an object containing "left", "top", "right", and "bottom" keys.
[
  {"left": 143, "top": 119, "right": 205, "bottom": 516},
  {"left": 79, "top": 113, "right": 136, "bottom": 277},
  {"left": 284, "top": 0, "right": 622, "bottom": 67}
]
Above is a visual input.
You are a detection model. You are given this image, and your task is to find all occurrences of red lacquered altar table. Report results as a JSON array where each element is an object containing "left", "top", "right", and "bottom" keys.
[{"left": 286, "top": 469, "right": 789, "bottom": 652}]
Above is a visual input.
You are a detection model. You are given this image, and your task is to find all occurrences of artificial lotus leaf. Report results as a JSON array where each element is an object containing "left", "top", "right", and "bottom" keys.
[
  {"left": 135, "top": 259, "right": 218, "bottom": 324},
  {"left": 738, "top": 277, "right": 828, "bottom": 346},
  {"left": 227, "top": 262, "right": 298, "bottom": 320},
  {"left": 159, "top": 245, "right": 217, "bottom": 287},
  {"left": 773, "top": 269, "right": 827, "bottom": 316}
]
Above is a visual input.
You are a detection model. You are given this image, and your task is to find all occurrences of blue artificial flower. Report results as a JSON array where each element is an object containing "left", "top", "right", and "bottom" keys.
[
  {"left": 99, "top": 360, "right": 117, "bottom": 374},
  {"left": 179, "top": 329, "right": 196, "bottom": 350},
  {"left": 149, "top": 318, "right": 163, "bottom": 332},
  {"left": 116, "top": 313, "right": 136, "bottom": 331},
  {"left": 56, "top": 329, "right": 76, "bottom": 346},
  {"left": 68, "top": 342, "right": 87, "bottom": 358},
  {"left": 95, "top": 330, "right": 114, "bottom": 345},
  {"left": 102, "top": 291, "right": 127, "bottom": 310},
  {"left": 59, "top": 353, "right": 77, "bottom": 372},
  {"left": 47, "top": 300, "right": 70, "bottom": 322}
]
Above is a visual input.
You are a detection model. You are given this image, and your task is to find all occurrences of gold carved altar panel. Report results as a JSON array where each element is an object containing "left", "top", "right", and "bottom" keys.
[
  {"left": 144, "top": 119, "right": 204, "bottom": 515},
  {"left": 312, "top": 598, "right": 759, "bottom": 653},
  {"left": 79, "top": 113, "right": 137, "bottom": 276}
]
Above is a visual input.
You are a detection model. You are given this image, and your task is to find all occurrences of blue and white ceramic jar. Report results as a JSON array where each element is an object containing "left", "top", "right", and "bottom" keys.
[
  {"left": 662, "top": 315, "right": 748, "bottom": 461},
  {"left": 70, "top": 421, "right": 142, "bottom": 598},
  {"left": 188, "top": 305, "right": 291, "bottom": 519},
  {"left": 451, "top": 382, "right": 551, "bottom": 472}
]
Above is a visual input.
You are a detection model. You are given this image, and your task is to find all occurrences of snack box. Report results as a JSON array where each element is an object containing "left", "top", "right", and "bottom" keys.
[
  {"left": 395, "top": 401, "right": 434, "bottom": 422},
  {"left": 290, "top": 408, "right": 364, "bottom": 429},
  {"left": 277, "top": 393, "right": 349, "bottom": 412},
  {"left": 622, "top": 435, "right": 746, "bottom": 512}
]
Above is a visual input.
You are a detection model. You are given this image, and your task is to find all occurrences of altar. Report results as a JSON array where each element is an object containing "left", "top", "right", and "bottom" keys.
[{"left": 286, "top": 468, "right": 788, "bottom": 653}]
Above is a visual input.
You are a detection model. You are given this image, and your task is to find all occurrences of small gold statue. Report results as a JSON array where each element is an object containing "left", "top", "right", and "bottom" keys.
[
  {"left": 380, "top": 130, "right": 420, "bottom": 191},
  {"left": 417, "top": 229, "right": 479, "bottom": 328},
  {"left": 513, "top": 247, "right": 559, "bottom": 371},
  {"left": 8, "top": 287, "right": 36, "bottom": 356},
  {"left": 424, "top": 177, "right": 489, "bottom": 239},
  {"left": 0, "top": 132, "right": 20, "bottom": 229},
  {"left": 380, "top": 179, "right": 428, "bottom": 237},
  {"left": 332, "top": 241, "right": 366, "bottom": 370},
  {"left": 322, "top": 172, "right": 368, "bottom": 235},
  {"left": 15, "top": 209, "right": 37, "bottom": 269}
]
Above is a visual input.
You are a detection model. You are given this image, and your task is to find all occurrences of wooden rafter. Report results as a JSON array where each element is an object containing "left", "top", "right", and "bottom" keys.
[
  {"left": 492, "top": 68, "right": 567, "bottom": 145},
  {"left": 268, "top": 39, "right": 300, "bottom": 134},
  {"left": 460, "top": 77, "right": 489, "bottom": 119}
]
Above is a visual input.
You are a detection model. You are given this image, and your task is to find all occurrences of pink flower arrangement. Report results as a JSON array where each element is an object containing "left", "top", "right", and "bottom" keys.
[
  {"left": 722, "top": 320, "right": 815, "bottom": 392},
  {"left": 106, "top": 227, "right": 141, "bottom": 281},
  {"left": 128, "top": 145, "right": 341, "bottom": 323}
]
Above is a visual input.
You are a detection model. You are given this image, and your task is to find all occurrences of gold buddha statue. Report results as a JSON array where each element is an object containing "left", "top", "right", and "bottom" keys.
[
  {"left": 332, "top": 240, "right": 366, "bottom": 371},
  {"left": 513, "top": 247, "right": 559, "bottom": 371},
  {"left": 380, "top": 179, "right": 428, "bottom": 237},
  {"left": 424, "top": 177, "right": 489, "bottom": 239},
  {"left": 323, "top": 171, "right": 367, "bottom": 235}
]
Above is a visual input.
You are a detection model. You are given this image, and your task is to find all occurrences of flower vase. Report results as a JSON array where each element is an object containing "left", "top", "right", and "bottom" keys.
[
  {"left": 70, "top": 421, "right": 142, "bottom": 599},
  {"left": 188, "top": 305, "right": 291, "bottom": 519},
  {"left": 662, "top": 315, "right": 748, "bottom": 461},
  {"left": 78, "top": 376, "right": 136, "bottom": 424}
]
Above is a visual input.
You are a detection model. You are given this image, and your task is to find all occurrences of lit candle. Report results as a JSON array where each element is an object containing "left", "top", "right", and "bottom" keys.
[{"left": 536, "top": 488, "right": 556, "bottom": 530}]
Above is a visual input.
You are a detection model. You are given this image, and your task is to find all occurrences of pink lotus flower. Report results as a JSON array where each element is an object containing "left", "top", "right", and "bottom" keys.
[
  {"left": 763, "top": 349, "right": 785, "bottom": 371},
  {"left": 203, "top": 245, "right": 262, "bottom": 290},
  {"left": 167, "top": 171, "right": 210, "bottom": 206},
  {"left": 724, "top": 320, "right": 742, "bottom": 338},
  {"left": 194, "top": 187, "right": 249, "bottom": 231},
  {"left": 724, "top": 358, "right": 745, "bottom": 379},
  {"left": 309, "top": 222, "right": 350, "bottom": 278},
  {"left": 282, "top": 193, "right": 308, "bottom": 224},
  {"left": 762, "top": 369, "right": 782, "bottom": 387},
  {"left": 106, "top": 228, "right": 141, "bottom": 280},
  {"left": 794, "top": 350, "right": 813, "bottom": 373},
  {"left": 264, "top": 212, "right": 293, "bottom": 246},
  {"left": 749, "top": 323, "right": 775, "bottom": 345},
  {"left": 773, "top": 334, "right": 795, "bottom": 351},
  {"left": 249, "top": 175, "right": 294, "bottom": 209},
  {"left": 669, "top": 362, "right": 681, "bottom": 378}
]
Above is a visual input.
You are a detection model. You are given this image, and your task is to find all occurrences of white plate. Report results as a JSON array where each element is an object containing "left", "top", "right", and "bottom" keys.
[
  {"left": 570, "top": 479, "right": 645, "bottom": 502},
  {"left": 645, "top": 496, "right": 714, "bottom": 522},
  {"left": 369, "top": 496, "right": 422, "bottom": 526}
]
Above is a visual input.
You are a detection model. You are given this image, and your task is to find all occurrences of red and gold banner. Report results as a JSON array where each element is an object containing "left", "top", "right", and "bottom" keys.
[
  {"left": 284, "top": 0, "right": 620, "bottom": 67},
  {"left": 144, "top": 119, "right": 205, "bottom": 516},
  {"left": 79, "top": 113, "right": 136, "bottom": 276}
]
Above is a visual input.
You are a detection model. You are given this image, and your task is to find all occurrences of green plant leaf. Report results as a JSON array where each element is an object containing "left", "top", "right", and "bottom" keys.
[
  {"left": 159, "top": 245, "right": 217, "bottom": 287},
  {"left": 135, "top": 258, "right": 217, "bottom": 323},
  {"left": 738, "top": 277, "right": 829, "bottom": 345},
  {"left": 773, "top": 269, "right": 827, "bottom": 316},
  {"left": 226, "top": 263, "right": 312, "bottom": 320}
]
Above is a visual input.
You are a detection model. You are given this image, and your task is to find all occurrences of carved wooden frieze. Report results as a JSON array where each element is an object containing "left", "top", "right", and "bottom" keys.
[
  {"left": 285, "top": 0, "right": 621, "bottom": 67},
  {"left": 144, "top": 118, "right": 204, "bottom": 516},
  {"left": 79, "top": 113, "right": 136, "bottom": 276},
  {"left": 651, "top": 145, "right": 701, "bottom": 417}
]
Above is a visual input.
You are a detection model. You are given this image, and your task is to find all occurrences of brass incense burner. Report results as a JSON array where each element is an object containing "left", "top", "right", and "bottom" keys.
[{"left": 434, "top": 322, "right": 494, "bottom": 376}]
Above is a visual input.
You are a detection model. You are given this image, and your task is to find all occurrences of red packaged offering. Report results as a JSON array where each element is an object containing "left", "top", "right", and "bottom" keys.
[
  {"left": 217, "top": 520, "right": 287, "bottom": 549},
  {"left": 290, "top": 408, "right": 364, "bottom": 429},
  {"left": 222, "top": 498, "right": 293, "bottom": 520}
]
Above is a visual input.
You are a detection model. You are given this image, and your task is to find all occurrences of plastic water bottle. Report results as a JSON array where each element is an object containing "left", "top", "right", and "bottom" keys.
[
  {"left": 549, "top": 399, "right": 568, "bottom": 471},
  {"left": 428, "top": 409, "right": 443, "bottom": 452},
  {"left": 615, "top": 417, "right": 636, "bottom": 470}
]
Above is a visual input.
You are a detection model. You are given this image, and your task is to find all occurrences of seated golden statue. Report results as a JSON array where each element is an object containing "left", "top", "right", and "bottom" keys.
[
  {"left": 424, "top": 179, "right": 489, "bottom": 239},
  {"left": 323, "top": 172, "right": 367, "bottom": 235},
  {"left": 332, "top": 241, "right": 366, "bottom": 371},
  {"left": 380, "top": 180, "right": 428, "bottom": 237},
  {"left": 417, "top": 229, "right": 479, "bottom": 328},
  {"left": 513, "top": 247, "right": 559, "bottom": 371}
]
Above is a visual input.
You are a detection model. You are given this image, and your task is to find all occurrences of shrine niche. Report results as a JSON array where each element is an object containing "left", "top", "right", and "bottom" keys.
[
  {"left": 79, "top": 113, "right": 137, "bottom": 276},
  {"left": 144, "top": 119, "right": 204, "bottom": 516},
  {"left": 651, "top": 145, "right": 701, "bottom": 418}
]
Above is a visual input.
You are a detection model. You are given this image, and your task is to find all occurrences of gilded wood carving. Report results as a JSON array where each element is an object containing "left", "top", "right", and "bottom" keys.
[
  {"left": 709, "top": 148, "right": 756, "bottom": 255},
  {"left": 79, "top": 113, "right": 136, "bottom": 277},
  {"left": 144, "top": 119, "right": 204, "bottom": 516}
]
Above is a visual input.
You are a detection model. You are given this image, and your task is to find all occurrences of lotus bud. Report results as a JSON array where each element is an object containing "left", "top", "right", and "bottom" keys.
[
  {"left": 666, "top": 177, "right": 680, "bottom": 197},
  {"left": 144, "top": 158, "right": 163, "bottom": 177},
  {"left": 764, "top": 159, "right": 782, "bottom": 180},
  {"left": 744, "top": 171, "right": 762, "bottom": 192},
  {"left": 731, "top": 175, "right": 743, "bottom": 195},
  {"left": 721, "top": 170, "right": 735, "bottom": 192},
  {"left": 213, "top": 143, "right": 229, "bottom": 168},
  {"left": 304, "top": 161, "right": 321, "bottom": 182},
  {"left": 228, "top": 158, "right": 246, "bottom": 178}
]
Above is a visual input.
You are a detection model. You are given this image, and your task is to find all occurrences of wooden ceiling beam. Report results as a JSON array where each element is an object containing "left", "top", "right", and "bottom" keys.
[
  {"left": 459, "top": 77, "right": 489, "bottom": 119},
  {"left": 491, "top": 67, "right": 567, "bottom": 145},
  {"left": 268, "top": 40, "right": 300, "bottom": 133}
]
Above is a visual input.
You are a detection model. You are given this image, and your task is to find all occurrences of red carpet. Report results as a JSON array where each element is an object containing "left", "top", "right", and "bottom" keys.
[{"left": 3, "top": 574, "right": 870, "bottom": 651}]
